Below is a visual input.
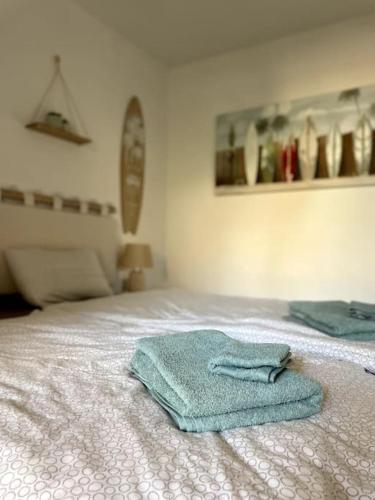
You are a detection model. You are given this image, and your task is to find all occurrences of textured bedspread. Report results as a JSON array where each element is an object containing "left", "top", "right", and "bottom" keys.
[{"left": 0, "top": 288, "right": 374, "bottom": 499}]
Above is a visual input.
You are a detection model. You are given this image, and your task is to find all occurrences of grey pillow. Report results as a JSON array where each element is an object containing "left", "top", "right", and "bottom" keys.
[{"left": 5, "top": 248, "right": 113, "bottom": 308}]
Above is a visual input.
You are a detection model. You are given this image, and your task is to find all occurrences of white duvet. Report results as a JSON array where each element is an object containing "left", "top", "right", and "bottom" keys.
[{"left": 0, "top": 288, "right": 374, "bottom": 499}]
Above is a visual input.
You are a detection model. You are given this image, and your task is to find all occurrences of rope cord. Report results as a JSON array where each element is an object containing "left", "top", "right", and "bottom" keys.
[
  {"left": 30, "top": 70, "right": 59, "bottom": 123},
  {"left": 59, "top": 71, "right": 89, "bottom": 137}
]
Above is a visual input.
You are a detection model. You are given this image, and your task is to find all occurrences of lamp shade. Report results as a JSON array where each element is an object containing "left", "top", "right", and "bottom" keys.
[{"left": 120, "top": 243, "right": 153, "bottom": 269}]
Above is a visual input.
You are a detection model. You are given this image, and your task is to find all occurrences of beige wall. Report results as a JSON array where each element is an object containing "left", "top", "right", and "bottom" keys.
[
  {"left": 166, "top": 15, "right": 375, "bottom": 301},
  {"left": 2, "top": 3, "right": 375, "bottom": 299},
  {"left": 0, "top": 0, "right": 167, "bottom": 287}
]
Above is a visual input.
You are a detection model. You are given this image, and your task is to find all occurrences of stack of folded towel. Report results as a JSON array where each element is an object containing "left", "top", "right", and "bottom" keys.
[
  {"left": 289, "top": 301, "right": 375, "bottom": 341},
  {"left": 350, "top": 301, "right": 375, "bottom": 321},
  {"left": 130, "top": 330, "right": 323, "bottom": 432},
  {"left": 208, "top": 341, "right": 291, "bottom": 383}
]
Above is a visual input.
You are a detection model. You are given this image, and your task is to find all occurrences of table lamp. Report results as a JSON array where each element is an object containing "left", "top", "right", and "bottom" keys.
[{"left": 120, "top": 243, "right": 153, "bottom": 292}]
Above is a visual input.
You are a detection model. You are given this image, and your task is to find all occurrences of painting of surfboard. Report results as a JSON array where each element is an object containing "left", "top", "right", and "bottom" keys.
[
  {"left": 326, "top": 124, "right": 342, "bottom": 178},
  {"left": 244, "top": 123, "right": 258, "bottom": 185},
  {"left": 282, "top": 136, "right": 297, "bottom": 182},
  {"left": 120, "top": 96, "right": 145, "bottom": 234},
  {"left": 215, "top": 82, "right": 375, "bottom": 191},
  {"left": 299, "top": 116, "right": 318, "bottom": 181},
  {"left": 354, "top": 114, "right": 372, "bottom": 176}
]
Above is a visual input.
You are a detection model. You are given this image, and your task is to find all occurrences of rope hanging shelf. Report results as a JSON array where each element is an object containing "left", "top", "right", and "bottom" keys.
[{"left": 25, "top": 55, "right": 91, "bottom": 145}]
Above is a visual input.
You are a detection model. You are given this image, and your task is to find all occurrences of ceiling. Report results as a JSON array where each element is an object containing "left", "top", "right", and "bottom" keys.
[{"left": 75, "top": 0, "right": 375, "bottom": 66}]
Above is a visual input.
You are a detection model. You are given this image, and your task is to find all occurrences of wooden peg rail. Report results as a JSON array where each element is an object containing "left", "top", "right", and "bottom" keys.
[{"left": 0, "top": 187, "right": 116, "bottom": 217}]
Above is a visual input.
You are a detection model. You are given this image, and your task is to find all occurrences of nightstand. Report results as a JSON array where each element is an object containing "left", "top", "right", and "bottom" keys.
[{"left": 0, "top": 294, "right": 36, "bottom": 320}]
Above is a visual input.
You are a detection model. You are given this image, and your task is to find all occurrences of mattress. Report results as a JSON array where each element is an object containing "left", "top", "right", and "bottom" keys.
[{"left": 0, "top": 288, "right": 374, "bottom": 499}]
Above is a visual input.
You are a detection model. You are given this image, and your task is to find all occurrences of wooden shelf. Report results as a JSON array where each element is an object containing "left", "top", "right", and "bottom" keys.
[
  {"left": 215, "top": 174, "right": 375, "bottom": 196},
  {"left": 26, "top": 122, "right": 91, "bottom": 145}
]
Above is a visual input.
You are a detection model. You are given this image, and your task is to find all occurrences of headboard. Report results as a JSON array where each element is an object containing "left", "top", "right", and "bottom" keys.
[{"left": 0, "top": 203, "right": 123, "bottom": 295}]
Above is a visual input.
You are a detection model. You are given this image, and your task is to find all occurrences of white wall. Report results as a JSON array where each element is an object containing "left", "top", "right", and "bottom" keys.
[
  {"left": 0, "top": 0, "right": 167, "bottom": 287},
  {"left": 166, "top": 15, "right": 375, "bottom": 301}
]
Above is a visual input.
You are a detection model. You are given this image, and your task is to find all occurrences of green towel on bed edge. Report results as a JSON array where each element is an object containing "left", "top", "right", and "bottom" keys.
[
  {"left": 350, "top": 301, "right": 375, "bottom": 321},
  {"left": 130, "top": 330, "right": 323, "bottom": 432},
  {"left": 289, "top": 301, "right": 375, "bottom": 341}
]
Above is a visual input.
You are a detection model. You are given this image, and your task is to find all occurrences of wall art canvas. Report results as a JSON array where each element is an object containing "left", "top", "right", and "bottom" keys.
[
  {"left": 215, "top": 84, "right": 375, "bottom": 193},
  {"left": 121, "top": 96, "right": 145, "bottom": 234}
]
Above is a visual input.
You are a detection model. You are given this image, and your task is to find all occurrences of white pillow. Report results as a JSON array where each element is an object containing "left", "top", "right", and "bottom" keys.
[{"left": 5, "top": 248, "right": 113, "bottom": 308}]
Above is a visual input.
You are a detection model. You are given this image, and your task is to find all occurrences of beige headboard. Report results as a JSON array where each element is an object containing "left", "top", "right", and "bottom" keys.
[{"left": 0, "top": 203, "right": 123, "bottom": 295}]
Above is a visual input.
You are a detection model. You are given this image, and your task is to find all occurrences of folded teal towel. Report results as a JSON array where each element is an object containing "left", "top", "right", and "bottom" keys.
[
  {"left": 208, "top": 342, "right": 291, "bottom": 383},
  {"left": 350, "top": 301, "right": 375, "bottom": 321},
  {"left": 130, "top": 330, "right": 323, "bottom": 432},
  {"left": 289, "top": 301, "right": 375, "bottom": 341}
]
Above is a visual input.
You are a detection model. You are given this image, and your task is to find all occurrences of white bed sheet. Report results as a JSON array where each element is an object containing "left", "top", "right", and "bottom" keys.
[{"left": 0, "top": 288, "right": 373, "bottom": 499}]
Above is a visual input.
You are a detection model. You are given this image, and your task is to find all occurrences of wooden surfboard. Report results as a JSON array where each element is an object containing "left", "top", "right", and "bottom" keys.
[
  {"left": 326, "top": 123, "right": 342, "bottom": 178},
  {"left": 354, "top": 113, "right": 372, "bottom": 176},
  {"left": 299, "top": 116, "right": 318, "bottom": 180},
  {"left": 120, "top": 96, "right": 145, "bottom": 234},
  {"left": 244, "top": 123, "right": 258, "bottom": 186}
]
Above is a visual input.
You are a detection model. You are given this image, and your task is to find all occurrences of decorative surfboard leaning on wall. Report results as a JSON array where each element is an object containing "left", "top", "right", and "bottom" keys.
[
  {"left": 215, "top": 83, "right": 375, "bottom": 195},
  {"left": 120, "top": 96, "right": 145, "bottom": 234}
]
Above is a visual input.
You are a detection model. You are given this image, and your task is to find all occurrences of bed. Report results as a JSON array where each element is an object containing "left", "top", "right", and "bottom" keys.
[
  {"left": 0, "top": 204, "right": 374, "bottom": 499},
  {"left": 0, "top": 289, "right": 373, "bottom": 499}
]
